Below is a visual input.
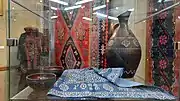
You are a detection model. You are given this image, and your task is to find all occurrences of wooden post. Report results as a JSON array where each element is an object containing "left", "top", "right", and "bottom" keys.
[{"left": 0, "top": 0, "right": 3, "bottom": 16}]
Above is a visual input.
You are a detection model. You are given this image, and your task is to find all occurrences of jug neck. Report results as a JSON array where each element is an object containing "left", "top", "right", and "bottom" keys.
[
  {"left": 117, "top": 11, "right": 131, "bottom": 28},
  {"left": 119, "top": 21, "right": 128, "bottom": 28}
]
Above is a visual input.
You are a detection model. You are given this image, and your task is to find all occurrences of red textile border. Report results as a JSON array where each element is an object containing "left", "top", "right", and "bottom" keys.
[
  {"left": 146, "top": 0, "right": 153, "bottom": 84},
  {"left": 173, "top": 2, "right": 180, "bottom": 96}
]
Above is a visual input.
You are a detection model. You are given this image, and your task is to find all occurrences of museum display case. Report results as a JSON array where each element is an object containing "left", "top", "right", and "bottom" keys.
[{"left": 6, "top": 0, "right": 180, "bottom": 101}]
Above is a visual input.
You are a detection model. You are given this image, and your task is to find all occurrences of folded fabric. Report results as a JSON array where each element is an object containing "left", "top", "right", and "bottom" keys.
[
  {"left": 93, "top": 68, "right": 143, "bottom": 87},
  {"left": 93, "top": 68, "right": 124, "bottom": 82},
  {"left": 47, "top": 68, "right": 176, "bottom": 100}
]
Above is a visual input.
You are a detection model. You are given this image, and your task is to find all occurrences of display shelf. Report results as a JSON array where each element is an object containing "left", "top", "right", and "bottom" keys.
[
  {"left": 11, "top": 84, "right": 177, "bottom": 101},
  {"left": 11, "top": 86, "right": 161, "bottom": 101}
]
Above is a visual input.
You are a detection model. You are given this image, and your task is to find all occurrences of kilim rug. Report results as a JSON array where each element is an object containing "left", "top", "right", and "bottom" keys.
[
  {"left": 55, "top": 0, "right": 91, "bottom": 69},
  {"left": 147, "top": 0, "right": 179, "bottom": 97}
]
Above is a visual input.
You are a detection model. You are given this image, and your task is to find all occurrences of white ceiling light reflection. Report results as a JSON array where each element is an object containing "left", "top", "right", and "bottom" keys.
[
  {"left": 128, "top": 8, "right": 134, "bottom": 12},
  {"left": 83, "top": 17, "right": 92, "bottom": 21},
  {"left": 49, "top": 0, "right": 68, "bottom": 6},
  {"left": 75, "top": 0, "right": 93, "bottom": 5},
  {"left": 51, "top": 16, "right": 58, "bottom": 19},
  {"left": 108, "top": 16, "right": 118, "bottom": 21},
  {"left": 158, "top": 0, "right": 173, "bottom": 2},
  {"left": 0, "top": 46, "right": 4, "bottom": 49},
  {"left": 81, "top": 6, "right": 85, "bottom": 9},
  {"left": 93, "top": 5, "right": 106, "bottom": 11},
  {"left": 64, "top": 5, "right": 81, "bottom": 11},
  {"left": 69, "top": 11, "right": 73, "bottom": 14},
  {"left": 93, "top": 12, "right": 118, "bottom": 21},
  {"left": 178, "top": 16, "right": 180, "bottom": 19},
  {"left": 51, "top": 6, "right": 58, "bottom": 10}
]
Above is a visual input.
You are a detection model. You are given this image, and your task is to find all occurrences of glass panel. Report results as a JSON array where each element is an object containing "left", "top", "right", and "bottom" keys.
[
  {"left": 9, "top": 0, "right": 52, "bottom": 98},
  {"left": 10, "top": 0, "right": 46, "bottom": 97},
  {"left": 7, "top": 0, "right": 179, "bottom": 100}
]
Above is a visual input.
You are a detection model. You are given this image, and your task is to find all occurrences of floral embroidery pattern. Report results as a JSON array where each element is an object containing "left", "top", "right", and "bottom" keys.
[
  {"left": 80, "top": 83, "right": 87, "bottom": 90},
  {"left": 159, "top": 35, "right": 168, "bottom": 45},
  {"left": 150, "top": 0, "right": 175, "bottom": 95},
  {"left": 93, "top": 83, "right": 100, "bottom": 90},
  {"left": 47, "top": 69, "right": 176, "bottom": 100},
  {"left": 158, "top": 11, "right": 168, "bottom": 20},
  {"left": 59, "top": 84, "right": 69, "bottom": 91},
  {"left": 94, "top": 68, "right": 124, "bottom": 83},
  {"left": 103, "top": 84, "right": 114, "bottom": 92},
  {"left": 159, "top": 59, "right": 167, "bottom": 69}
]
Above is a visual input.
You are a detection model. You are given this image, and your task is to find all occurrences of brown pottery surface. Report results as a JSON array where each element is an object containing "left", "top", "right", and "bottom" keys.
[
  {"left": 107, "top": 11, "right": 142, "bottom": 78},
  {"left": 26, "top": 73, "right": 56, "bottom": 91}
]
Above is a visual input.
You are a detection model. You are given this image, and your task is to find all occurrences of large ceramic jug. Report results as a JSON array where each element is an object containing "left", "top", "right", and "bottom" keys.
[{"left": 106, "top": 11, "right": 141, "bottom": 78}]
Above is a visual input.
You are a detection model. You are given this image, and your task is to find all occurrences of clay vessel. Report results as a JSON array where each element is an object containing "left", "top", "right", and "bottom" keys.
[
  {"left": 26, "top": 73, "right": 56, "bottom": 91},
  {"left": 106, "top": 11, "right": 141, "bottom": 78}
]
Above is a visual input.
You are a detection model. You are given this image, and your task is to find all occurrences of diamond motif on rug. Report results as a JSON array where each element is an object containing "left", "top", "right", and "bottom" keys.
[
  {"left": 65, "top": 46, "right": 76, "bottom": 69},
  {"left": 61, "top": 37, "right": 82, "bottom": 69}
]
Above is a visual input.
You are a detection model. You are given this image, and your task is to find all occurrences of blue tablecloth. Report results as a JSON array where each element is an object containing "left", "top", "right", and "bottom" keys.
[{"left": 47, "top": 68, "right": 176, "bottom": 100}]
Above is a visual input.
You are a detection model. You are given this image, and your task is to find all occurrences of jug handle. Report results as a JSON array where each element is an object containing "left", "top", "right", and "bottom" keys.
[
  {"left": 109, "top": 23, "right": 119, "bottom": 38},
  {"left": 113, "top": 23, "right": 119, "bottom": 31}
]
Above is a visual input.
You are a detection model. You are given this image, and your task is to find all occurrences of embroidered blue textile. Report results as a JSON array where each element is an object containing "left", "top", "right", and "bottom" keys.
[
  {"left": 93, "top": 68, "right": 124, "bottom": 83},
  {"left": 93, "top": 68, "right": 143, "bottom": 87},
  {"left": 47, "top": 68, "right": 176, "bottom": 100}
]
